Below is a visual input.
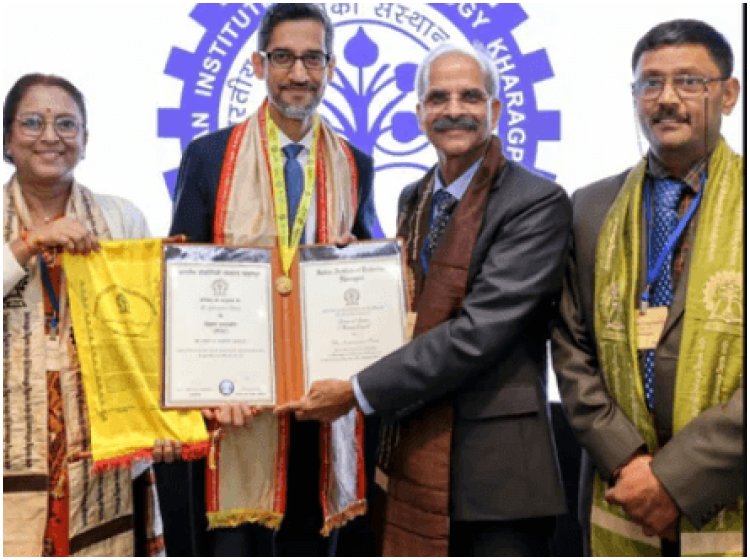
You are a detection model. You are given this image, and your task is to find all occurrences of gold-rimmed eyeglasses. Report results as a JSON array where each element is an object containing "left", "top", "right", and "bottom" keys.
[{"left": 16, "top": 113, "right": 82, "bottom": 139}]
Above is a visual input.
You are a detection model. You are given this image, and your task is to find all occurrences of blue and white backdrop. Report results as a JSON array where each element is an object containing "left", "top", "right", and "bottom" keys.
[{"left": 1, "top": 2, "right": 744, "bottom": 397}]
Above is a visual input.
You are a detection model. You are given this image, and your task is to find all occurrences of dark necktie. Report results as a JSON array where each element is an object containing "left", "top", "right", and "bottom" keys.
[
  {"left": 422, "top": 189, "right": 457, "bottom": 269},
  {"left": 642, "top": 178, "right": 683, "bottom": 410},
  {"left": 282, "top": 144, "right": 304, "bottom": 234}
]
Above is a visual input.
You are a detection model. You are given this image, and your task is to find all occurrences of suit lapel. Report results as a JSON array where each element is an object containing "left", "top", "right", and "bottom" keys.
[
  {"left": 396, "top": 170, "right": 434, "bottom": 304},
  {"left": 661, "top": 230, "right": 691, "bottom": 339}
]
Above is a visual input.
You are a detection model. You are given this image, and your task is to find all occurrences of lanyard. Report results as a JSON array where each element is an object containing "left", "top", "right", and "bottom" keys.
[
  {"left": 265, "top": 105, "right": 319, "bottom": 277},
  {"left": 640, "top": 176, "right": 704, "bottom": 306},
  {"left": 39, "top": 255, "right": 60, "bottom": 332}
]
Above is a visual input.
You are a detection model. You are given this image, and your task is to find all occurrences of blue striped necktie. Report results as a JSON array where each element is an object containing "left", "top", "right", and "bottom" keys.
[{"left": 282, "top": 144, "right": 304, "bottom": 234}]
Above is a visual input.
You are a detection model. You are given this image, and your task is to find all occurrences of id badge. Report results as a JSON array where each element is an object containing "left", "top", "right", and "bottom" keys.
[{"left": 636, "top": 306, "right": 668, "bottom": 350}]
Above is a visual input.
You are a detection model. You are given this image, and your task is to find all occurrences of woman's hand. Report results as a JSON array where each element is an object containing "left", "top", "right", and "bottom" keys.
[
  {"left": 11, "top": 217, "right": 100, "bottom": 266},
  {"left": 33, "top": 217, "right": 100, "bottom": 254}
]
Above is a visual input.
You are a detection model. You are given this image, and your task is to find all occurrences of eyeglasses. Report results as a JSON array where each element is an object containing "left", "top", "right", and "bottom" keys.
[
  {"left": 261, "top": 49, "right": 330, "bottom": 70},
  {"left": 632, "top": 75, "right": 727, "bottom": 100},
  {"left": 16, "top": 113, "right": 81, "bottom": 138}
]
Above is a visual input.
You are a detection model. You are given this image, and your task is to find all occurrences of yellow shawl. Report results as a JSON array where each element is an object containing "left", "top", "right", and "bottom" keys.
[{"left": 591, "top": 138, "right": 744, "bottom": 556}]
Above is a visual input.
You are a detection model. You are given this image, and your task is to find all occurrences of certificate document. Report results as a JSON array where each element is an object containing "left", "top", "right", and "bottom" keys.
[
  {"left": 298, "top": 240, "right": 406, "bottom": 389},
  {"left": 163, "top": 245, "right": 276, "bottom": 407}
]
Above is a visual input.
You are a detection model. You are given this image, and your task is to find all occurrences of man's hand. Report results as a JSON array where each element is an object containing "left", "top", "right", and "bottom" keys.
[
  {"left": 275, "top": 379, "right": 357, "bottom": 422},
  {"left": 605, "top": 454, "right": 679, "bottom": 538},
  {"left": 202, "top": 404, "right": 259, "bottom": 427},
  {"left": 152, "top": 439, "right": 181, "bottom": 463},
  {"left": 333, "top": 232, "right": 357, "bottom": 248}
]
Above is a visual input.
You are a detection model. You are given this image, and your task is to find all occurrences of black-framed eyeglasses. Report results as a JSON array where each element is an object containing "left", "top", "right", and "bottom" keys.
[
  {"left": 16, "top": 113, "right": 81, "bottom": 138},
  {"left": 632, "top": 75, "right": 727, "bottom": 100},
  {"left": 261, "top": 49, "right": 330, "bottom": 70}
]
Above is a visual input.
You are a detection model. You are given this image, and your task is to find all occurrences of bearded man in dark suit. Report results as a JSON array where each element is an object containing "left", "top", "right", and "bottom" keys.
[{"left": 167, "top": 4, "right": 377, "bottom": 557}]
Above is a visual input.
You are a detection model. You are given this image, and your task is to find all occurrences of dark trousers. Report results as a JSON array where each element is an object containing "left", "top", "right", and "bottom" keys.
[
  {"left": 449, "top": 516, "right": 556, "bottom": 556},
  {"left": 274, "top": 417, "right": 330, "bottom": 556},
  {"left": 154, "top": 460, "right": 208, "bottom": 556}
]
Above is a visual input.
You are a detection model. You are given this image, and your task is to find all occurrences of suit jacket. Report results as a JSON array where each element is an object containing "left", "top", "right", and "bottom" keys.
[
  {"left": 358, "top": 159, "right": 571, "bottom": 521},
  {"left": 551, "top": 170, "right": 744, "bottom": 529},
  {"left": 169, "top": 124, "right": 377, "bottom": 242}
]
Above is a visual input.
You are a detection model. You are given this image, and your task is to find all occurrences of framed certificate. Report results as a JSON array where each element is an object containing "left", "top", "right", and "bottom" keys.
[
  {"left": 298, "top": 240, "right": 407, "bottom": 390},
  {"left": 162, "top": 244, "right": 276, "bottom": 408}
]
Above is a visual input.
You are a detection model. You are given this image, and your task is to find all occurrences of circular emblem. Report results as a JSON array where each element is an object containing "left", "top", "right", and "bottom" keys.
[
  {"left": 159, "top": 4, "right": 560, "bottom": 237},
  {"left": 275, "top": 275, "right": 293, "bottom": 295},
  {"left": 344, "top": 287, "right": 360, "bottom": 305},
  {"left": 219, "top": 379, "right": 235, "bottom": 396}
]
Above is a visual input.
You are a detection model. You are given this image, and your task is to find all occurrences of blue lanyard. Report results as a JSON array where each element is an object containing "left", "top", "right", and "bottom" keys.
[
  {"left": 640, "top": 176, "right": 704, "bottom": 306},
  {"left": 39, "top": 255, "right": 60, "bottom": 332}
]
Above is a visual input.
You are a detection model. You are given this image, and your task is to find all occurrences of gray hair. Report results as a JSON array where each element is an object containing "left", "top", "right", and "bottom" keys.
[{"left": 415, "top": 43, "right": 499, "bottom": 102}]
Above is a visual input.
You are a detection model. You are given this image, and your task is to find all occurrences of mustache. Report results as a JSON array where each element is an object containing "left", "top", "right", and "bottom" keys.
[
  {"left": 281, "top": 82, "right": 317, "bottom": 92},
  {"left": 650, "top": 107, "right": 690, "bottom": 125},
  {"left": 432, "top": 115, "right": 480, "bottom": 132}
]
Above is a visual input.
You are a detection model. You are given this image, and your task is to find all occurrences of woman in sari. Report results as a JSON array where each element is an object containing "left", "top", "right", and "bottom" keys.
[{"left": 3, "top": 73, "right": 169, "bottom": 556}]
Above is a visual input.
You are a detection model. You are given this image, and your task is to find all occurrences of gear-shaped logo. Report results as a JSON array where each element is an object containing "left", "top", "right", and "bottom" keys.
[{"left": 159, "top": 4, "right": 561, "bottom": 237}]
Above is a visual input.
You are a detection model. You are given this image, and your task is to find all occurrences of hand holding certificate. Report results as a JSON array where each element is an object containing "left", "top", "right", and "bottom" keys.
[{"left": 275, "top": 378, "right": 357, "bottom": 422}]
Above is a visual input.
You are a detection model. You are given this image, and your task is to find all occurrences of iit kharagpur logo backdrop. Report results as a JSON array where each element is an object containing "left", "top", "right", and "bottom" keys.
[{"left": 158, "top": 3, "right": 560, "bottom": 237}]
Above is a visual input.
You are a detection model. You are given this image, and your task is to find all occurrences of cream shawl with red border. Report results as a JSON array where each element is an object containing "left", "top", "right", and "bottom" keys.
[{"left": 206, "top": 102, "right": 367, "bottom": 534}]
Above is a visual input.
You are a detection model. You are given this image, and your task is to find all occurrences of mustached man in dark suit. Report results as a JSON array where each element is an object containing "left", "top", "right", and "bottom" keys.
[{"left": 279, "top": 43, "right": 572, "bottom": 556}]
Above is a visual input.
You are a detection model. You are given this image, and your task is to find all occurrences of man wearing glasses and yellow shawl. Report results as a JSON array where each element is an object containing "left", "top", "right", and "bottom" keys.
[{"left": 551, "top": 19, "right": 743, "bottom": 556}]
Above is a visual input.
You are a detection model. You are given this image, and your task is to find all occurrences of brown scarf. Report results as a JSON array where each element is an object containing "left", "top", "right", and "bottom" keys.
[{"left": 376, "top": 137, "right": 505, "bottom": 555}]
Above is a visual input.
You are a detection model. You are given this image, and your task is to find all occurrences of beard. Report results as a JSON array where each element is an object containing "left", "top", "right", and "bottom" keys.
[{"left": 268, "top": 86, "right": 322, "bottom": 121}]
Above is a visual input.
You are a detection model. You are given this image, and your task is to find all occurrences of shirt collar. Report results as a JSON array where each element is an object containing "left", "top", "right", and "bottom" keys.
[
  {"left": 646, "top": 152, "right": 707, "bottom": 194},
  {"left": 278, "top": 126, "right": 314, "bottom": 154},
  {"left": 434, "top": 158, "right": 483, "bottom": 201}
]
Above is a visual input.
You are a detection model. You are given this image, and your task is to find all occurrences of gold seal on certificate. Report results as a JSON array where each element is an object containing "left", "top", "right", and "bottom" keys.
[{"left": 275, "top": 275, "right": 293, "bottom": 295}]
